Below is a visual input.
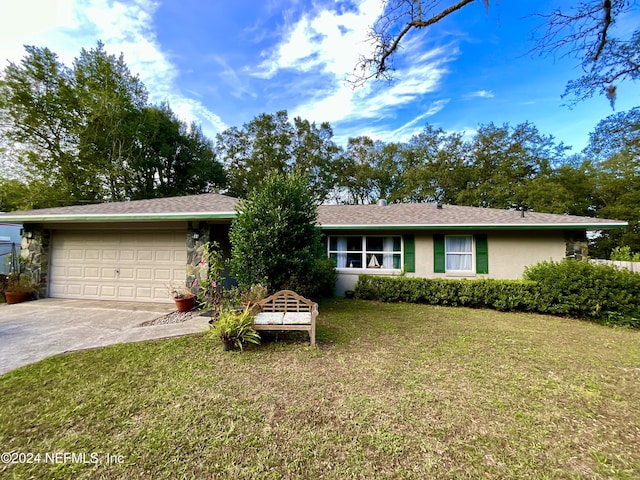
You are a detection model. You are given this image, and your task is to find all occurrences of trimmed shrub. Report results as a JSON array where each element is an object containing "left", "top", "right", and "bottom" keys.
[
  {"left": 355, "top": 276, "right": 540, "bottom": 312},
  {"left": 228, "top": 171, "right": 335, "bottom": 299},
  {"left": 523, "top": 259, "right": 640, "bottom": 325},
  {"left": 355, "top": 260, "right": 640, "bottom": 327}
]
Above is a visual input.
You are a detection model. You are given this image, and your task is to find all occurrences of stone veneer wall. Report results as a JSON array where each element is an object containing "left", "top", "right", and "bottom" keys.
[
  {"left": 20, "top": 226, "right": 50, "bottom": 298},
  {"left": 186, "top": 221, "right": 211, "bottom": 293}
]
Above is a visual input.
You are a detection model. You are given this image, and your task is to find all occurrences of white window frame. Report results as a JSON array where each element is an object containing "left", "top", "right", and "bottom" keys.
[
  {"left": 328, "top": 235, "right": 403, "bottom": 271},
  {"left": 445, "top": 235, "right": 475, "bottom": 273}
]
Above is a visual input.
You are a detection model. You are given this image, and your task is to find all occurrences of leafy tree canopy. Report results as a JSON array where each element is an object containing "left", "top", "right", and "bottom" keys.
[{"left": 0, "top": 42, "right": 225, "bottom": 207}]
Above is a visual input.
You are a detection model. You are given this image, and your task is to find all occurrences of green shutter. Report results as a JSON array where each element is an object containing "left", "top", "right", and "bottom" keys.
[
  {"left": 403, "top": 235, "right": 415, "bottom": 273},
  {"left": 433, "top": 234, "right": 445, "bottom": 273},
  {"left": 475, "top": 234, "right": 489, "bottom": 274}
]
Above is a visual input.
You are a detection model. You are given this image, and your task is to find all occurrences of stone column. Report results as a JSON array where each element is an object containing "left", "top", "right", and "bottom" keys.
[{"left": 20, "top": 225, "right": 50, "bottom": 298}]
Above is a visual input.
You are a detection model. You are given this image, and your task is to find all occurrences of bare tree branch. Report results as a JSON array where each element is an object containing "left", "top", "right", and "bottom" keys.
[
  {"left": 594, "top": 0, "right": 613, "bottom": 60},
  {"left": 349, "top": 0, "right": 483, "bottom": 87}
]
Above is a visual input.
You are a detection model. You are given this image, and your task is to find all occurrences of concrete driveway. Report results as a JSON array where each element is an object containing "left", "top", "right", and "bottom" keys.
[{"left": 0, "top": 299, "right": 210, "bottom": 376}]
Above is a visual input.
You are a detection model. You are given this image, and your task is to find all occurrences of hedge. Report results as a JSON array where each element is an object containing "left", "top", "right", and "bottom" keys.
[{"left": 354, "top": 260, "right": 640, "bottom": 327}]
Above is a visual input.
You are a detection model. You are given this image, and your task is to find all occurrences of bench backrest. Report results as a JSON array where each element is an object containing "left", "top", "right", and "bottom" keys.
[{"left": 257, "top": 290, "right": 317, "bottom": 313}]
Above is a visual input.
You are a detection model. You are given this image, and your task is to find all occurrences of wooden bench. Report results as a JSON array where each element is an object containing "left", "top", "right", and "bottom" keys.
[{"left": 253, "top": 290, "right": 318, "bottom": 347}]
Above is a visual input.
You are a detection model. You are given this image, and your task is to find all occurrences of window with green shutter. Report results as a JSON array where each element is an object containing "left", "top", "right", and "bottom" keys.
[
  {"left": 475, "top": 234, "right": 489, "bottom": 274},
  {"left": 433, "top": 234, "right": 488, "bottom": 274},
  {"left": 403, "top": 235, "right": 415, "bottom": 272},
  {"left": 433, "top": 234, "right": 445, "bottom": 273}
]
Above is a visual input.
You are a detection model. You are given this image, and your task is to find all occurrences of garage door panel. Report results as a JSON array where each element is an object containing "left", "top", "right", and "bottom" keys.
[
  {"left": 99, "top": 286, "right": 117, "bottom": 298},
  {"left": 155, "top": 250, "right": 173, "bottom": 262},
  {"left": 137, "top": 268, "right": 153, "bottom": 280},
  {"left": 136, "top": 287, "right": 153, "bottom": 299},
  {"left": 117, "top": 286, "right": 135, "bottom": 297},
  {"left": 119, "top": 268, "right": 135, "bottom": 280},
  {"left": 68, "top": 249, "right": 83, "bottom": 260},
  {"left": 85, "top": 250, "right": 100, "bottom": 261},
  {"left": 84, "top": 285, "right": 99, "bottom": 296},
  {"left": 102, "top": 249, "right": 117, "bottom": 261},
  {"left": 137, "top": 250, "right": 153, "bottom": 262},
  {"left": 119, "top": 250, "right": 135, "bottom": 261},
  {"left": 100, "top": 268, "right": 116, "bottom": 279},
  {"left": 50, "top": 230, "right": 186, "bottom": 303},
  {"left": 84, "top": 267, "right": 100, "bottom": 278},
  {"left": 171, "top": 269, "right": 185, "bottom": 282}
]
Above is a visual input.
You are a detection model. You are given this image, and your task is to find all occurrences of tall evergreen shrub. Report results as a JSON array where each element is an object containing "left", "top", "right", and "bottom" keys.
[{"left": 228, "top": 171, "right": 335, "bottom": 298}]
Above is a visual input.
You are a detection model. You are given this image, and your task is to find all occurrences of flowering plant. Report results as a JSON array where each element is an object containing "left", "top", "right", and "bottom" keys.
[{"left": 192, "top": 241, "right": 225, "bottom": 320}]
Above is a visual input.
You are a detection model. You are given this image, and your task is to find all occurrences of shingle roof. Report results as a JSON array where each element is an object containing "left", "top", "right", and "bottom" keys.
[
  {"left": 0, "top": 193, "right": 627, "bottom": 230},
  {"left": 0, "top": 193, "right": 238, "bottom": 222},
  {"left": 317, "top": 203, "right": 627, "bottom": 230}
]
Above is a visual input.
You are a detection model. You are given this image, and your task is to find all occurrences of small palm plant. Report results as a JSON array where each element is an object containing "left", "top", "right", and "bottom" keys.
[{"left": 210, "top": 307, "right": 261, "bottom": 351}]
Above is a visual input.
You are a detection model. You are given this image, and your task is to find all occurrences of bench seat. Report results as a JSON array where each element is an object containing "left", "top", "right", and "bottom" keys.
[{"left": 253, "top": 290, "right": 318, "bottom": 346}]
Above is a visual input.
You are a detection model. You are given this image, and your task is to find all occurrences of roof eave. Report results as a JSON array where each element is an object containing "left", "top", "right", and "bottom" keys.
[
  {"left": 1, "top": 212, "right": 237, "bottom": 223},
  {"left": 319, "top": 222, "right": 629, "bottom": 230}
]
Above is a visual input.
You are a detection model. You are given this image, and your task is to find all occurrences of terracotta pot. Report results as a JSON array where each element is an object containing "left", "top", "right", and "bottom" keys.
[
  {"left": 5, "top": 291, "right": 29, "bottom": 305},
  {"left": 173, "top": 295, "right": 196, "bottom": 312}
]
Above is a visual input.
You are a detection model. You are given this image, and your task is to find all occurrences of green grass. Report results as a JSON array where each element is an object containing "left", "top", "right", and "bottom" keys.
[{"left": 1, "top": 299, "right": 639, "bottom": 479}]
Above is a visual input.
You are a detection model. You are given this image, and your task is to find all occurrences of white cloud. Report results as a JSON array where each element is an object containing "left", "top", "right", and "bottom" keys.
[
  {"left": 334, "top": 99, "right": 451, "bottom": 146},
  {"left": 253, "top": 0, "right": 459, "bottom": 136},
  {"left": 465, "top": 89, "right": 494, "bottom": 99},
  {"left": 253, "top": 0, "right": 383, "bottom": 79},
  {"left": 0, "top": 0, "right": 227, "bottom": 137}
]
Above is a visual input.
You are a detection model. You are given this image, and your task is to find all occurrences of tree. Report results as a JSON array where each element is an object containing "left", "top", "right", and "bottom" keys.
[
  {"left": 532, "top": 1, "right": 639, "bottom": 106},
  {"left": 522, "top": 162, "right": 596, "bottom": 216},
  {"left": 0, "top": 46, "right": 84, "bottom": 203},
  {"left": 290, "top": 117, "right": 342, "bottom": 203},
  {"left": 585, "top": 107, "right": 640, "bottom": 161},
  {"left": 131, "top": 105, "right": 225, "bottom": 199},
  {"left": 0, "top": 42, "right": 225, "bottom": 207},
  {"left": 354, "top": 1, "right": 638, "bottom": 105},
  {"left": 583, "top": 108, "right": 640, "bottom": 257},
  {"left": 337, "top": 136, "right": 379, "bottom": 204},
  {"left": 457, "top": 122, "right": 569, "bottom": 209},
  {"left": 216, "top": 110, "right": 341, "bottom": 201},
  {"left": 73, "top": 42, "right": 148, "bottom": 201},
  {"left": 352, "top": 0, "right": 484, "bottom": 86},
  {"left": 228, "top": 171, "right": 335, "bottom": 298},
  {"left": 395, "top": 125, "right": 469, "bottom": 203},
  {"left": 590, "top": 151, "right": 640, "bottom": 257}
]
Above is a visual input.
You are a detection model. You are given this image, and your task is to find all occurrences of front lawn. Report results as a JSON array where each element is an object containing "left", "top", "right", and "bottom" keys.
[{"left": 1, "top": 299, "right": 639, "bottom": 479}]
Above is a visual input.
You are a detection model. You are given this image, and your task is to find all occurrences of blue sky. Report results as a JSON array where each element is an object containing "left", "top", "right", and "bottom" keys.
[{"left": 1, "top": 0, "right": 638, "bottom": 153}]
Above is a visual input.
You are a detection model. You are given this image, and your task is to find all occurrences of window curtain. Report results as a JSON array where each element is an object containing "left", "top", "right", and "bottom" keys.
[
  {"left": 336, "top": 237, "right": 347, "bottom": 268},
  {"left": 382, "top": 237, "right": 394, "bottom": 269},
  {"left": 446, "top": 236, "right": 473, "bottom": 271}
]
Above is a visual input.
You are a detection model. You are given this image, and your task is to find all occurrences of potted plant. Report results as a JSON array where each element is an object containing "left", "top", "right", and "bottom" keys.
[
  {"left": 210, "top": 307, "right": 261, "bottom": 351},
  {"left": 4, "top": 272, "right": 36, "bottom": 305},
  {"left": 170, "top": 285, "right": 196, "bottom": 312}
]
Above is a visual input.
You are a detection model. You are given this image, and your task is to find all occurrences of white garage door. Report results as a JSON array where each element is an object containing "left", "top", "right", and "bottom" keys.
[{"left": 49, "top": 230, "right": 187, "bottom": 303}]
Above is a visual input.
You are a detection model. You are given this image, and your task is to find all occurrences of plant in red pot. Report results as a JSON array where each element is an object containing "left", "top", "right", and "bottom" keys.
[
  {"left": 170, "top": 286, "right": 196, "bottom": 312},
  {"left": 3, "top": 272, "right": 36, "bottom": 305}
]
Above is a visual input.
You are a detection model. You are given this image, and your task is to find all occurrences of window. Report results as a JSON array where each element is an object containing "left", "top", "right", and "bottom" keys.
[
  {"left": 445, "top": 235, "right": 473, "bottom": 272},
  {"left": 434, "top": 234, "right": 489, "bottom": 274},
  {"left": 329, "top": 236, "right": 402, "bottom": 270}
]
